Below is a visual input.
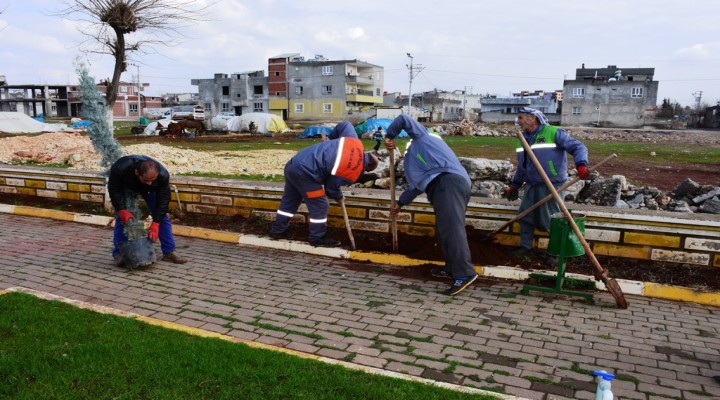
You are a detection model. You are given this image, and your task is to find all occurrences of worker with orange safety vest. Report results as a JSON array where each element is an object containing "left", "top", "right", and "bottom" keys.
[{"left": 270, "top": 121, "right": 379, "bottom": 247}]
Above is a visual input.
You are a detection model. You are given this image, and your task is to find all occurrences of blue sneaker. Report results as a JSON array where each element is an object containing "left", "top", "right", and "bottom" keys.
[{"left": 444, "top": 274, "right": 478, "bottom": 296}]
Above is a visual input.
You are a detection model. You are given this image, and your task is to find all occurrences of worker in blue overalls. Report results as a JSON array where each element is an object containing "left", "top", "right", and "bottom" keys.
[{"left": 271, "top": 121, "right": 379, "bottom": 247}]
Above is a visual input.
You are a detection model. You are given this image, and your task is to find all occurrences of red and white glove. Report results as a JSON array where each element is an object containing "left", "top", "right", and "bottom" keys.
[
  {"left": 147, "top": 222, "right": 160, "bottom": 241},
  {"left": 577, "top": 165, "right": 590, "bottom": 180},
  {"left": 118, "top": 210, "right": 134, "bottom": 224}
]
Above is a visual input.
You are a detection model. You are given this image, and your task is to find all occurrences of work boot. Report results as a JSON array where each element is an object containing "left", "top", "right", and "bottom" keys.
[
  {"left": 162, "top": 252, "right": 187, "bottom": 264},
  {"left": 309, "top": 236, "right": 341, "bottom": 247},
  {"left": 113, "top": 253, "right": 125, "bottom": 268}
]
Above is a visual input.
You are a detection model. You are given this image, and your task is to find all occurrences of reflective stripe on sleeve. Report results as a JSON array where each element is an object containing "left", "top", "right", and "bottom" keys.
[{"left": 330, "top": 137, "right": 346, "bottom": 176}]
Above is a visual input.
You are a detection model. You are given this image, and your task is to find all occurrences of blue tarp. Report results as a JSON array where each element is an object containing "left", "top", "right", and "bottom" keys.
[
  {"left": 72, "top": 120, "right": 92, "bottom": 128},
  {"left": 297, "top": 125, "right": 334, "bottom": 138},
  {"left": 355, "top": 118, "right": 408, "bottom": 138}
]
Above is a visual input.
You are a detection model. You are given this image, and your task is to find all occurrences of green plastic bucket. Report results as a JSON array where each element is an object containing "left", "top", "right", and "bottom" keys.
[{"left": 547, "top": 212, "right": 586, "bottom": 257}]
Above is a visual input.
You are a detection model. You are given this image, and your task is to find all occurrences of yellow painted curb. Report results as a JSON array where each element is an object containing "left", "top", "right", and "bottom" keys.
[
  {"left": 1, "top": 287, "right": 524, "bottom": 400},
  {"left": 172, "top": 225, "right": 241, "bottom": 243},
  {"left": 12, "top": 206, "right": 75, "bottom": 221},
  {"left": 644, "top": 282, "right": 720, "bottom": 306},
  {"left": 348, "top": 251, "right": 444, "bottom": 267}
]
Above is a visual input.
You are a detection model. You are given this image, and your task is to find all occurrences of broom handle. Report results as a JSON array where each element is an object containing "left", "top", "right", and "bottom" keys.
[{"left": 490, "top": 153, "right": 617, "bottom": 236}]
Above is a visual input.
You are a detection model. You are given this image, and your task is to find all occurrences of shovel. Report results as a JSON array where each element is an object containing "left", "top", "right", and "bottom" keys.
[
  {"left": 389, "top": 149, "right": 399, "bottom": 253},
  {"left": 515, "top": 130, "right": 628, "bottom": 309},
  {"left": 479, "top": 153, "right": 617, "bottom": 242},
  {"left": 340, "top": 198, "right": 356, "bottom": 250}
]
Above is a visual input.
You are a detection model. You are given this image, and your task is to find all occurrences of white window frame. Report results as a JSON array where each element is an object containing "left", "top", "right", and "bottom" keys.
[
  {"left": 572, "top": 88, "right": 585, "bottom": 98},
  {"left": 322, "top": 66, "right": 333, "bottom": 76},
  {"left": 322, "top": 85, "right": 332, "bottom": 95},
  {"left": 129, "top": 104, "right": 138, "bottom": 113},
  {"left": 571, "top": 106, "right": 582, "bottom": 115},
  {"left": 323, "top": 103, "right": 332, "bottom": 113},
  {"left": 253, "top": 102, "right": 263, "bottom": 112},
  {"left": 295, "top": 103, "right": 304, "bottom": 113},
  {"left": 221, "top": 103, "right": 230, "bottom": 112},
  {"left": 295, "top": 86, "right": 303, "bottom": 95},
  {"left": 631, "top": 87, "right": 644, "bottom": 98}
]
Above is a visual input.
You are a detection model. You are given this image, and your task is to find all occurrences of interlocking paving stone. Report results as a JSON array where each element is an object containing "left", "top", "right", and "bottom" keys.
[{"left": 2, "top": 212, "right": 720, "bottom": 400}]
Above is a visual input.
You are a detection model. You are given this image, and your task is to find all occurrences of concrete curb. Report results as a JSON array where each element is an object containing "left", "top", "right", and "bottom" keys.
[
  {"left": 1, "top": 203, "right": 718, "bottom": 307},
  {"left": 1, "top": 287, "right": 525, "bottom": 400}
]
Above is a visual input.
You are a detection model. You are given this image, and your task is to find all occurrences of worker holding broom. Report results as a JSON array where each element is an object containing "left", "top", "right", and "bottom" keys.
[
  {"left": 506, "top": 107, "right": 589, "bottom": 263},
  {"left": 384, "top": 114, "right": 477, "bottom": 296},
  {"left": 270, "top": 121, "right": 378, "bottom": 247}
]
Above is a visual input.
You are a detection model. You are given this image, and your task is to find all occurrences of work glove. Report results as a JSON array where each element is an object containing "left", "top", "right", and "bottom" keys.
[
  {"left": 118, "top": 209, "right": 134, "bottom": 224},
  {"left": 148, "top": 222, "right": 160, "bottom": 242},
  {"left": 505, "top": 186, "right": 519, "bottom": 201},
  {"left": 577, "top": 165, "right": 590, "bottom": 180}
]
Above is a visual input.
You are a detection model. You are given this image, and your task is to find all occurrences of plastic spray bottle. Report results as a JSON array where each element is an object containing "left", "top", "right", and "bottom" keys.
[{"left": 593, "top": 370, "right": 615, "bottom": 400}]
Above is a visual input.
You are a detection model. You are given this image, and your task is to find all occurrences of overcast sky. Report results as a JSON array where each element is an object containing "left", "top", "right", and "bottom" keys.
[{"left": 2, "top": 0, "right": 719, "bottom": 108}]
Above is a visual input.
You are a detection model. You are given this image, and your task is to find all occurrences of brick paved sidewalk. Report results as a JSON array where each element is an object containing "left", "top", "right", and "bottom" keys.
[{"left": 1, "top": 213, "right": 720, "bottom": 399}]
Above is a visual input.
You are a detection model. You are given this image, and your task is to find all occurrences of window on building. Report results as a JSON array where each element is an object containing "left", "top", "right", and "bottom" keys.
[
  {"left": 204, "top": 102, "right": 211, "bottom": 111},
  {"left": 274, "top": 71, "right": 280, "bottom": 76},
  {"left": 275, "top": 92, "right": 281, "bottom": 96},
  {"left": 295, "top": 103, "right": 304, "bottom": 113},
  {"left": 631, "top": 87, "right": 644, "bottom": 98},
  {"left": 295, "top": 86, "right": 303, "bottom": 95},
  {"left": 573, "top": 88, "right": 585, "bottom": 98},
  {"left": 322, "top": 85, "right": 332, "bottom": 95},
  {"left": 323, "top": 103, "right": 332, "bottom": 113},
  {"left": 120, "top": 86, "right": 127, "bottom": 93},
  {"left": 130, "top": 104, "right": 138, "bottom": 113},
  {"left": 253, "top": 102, "right": 263, "bottom": 112},
  {"left": 376, "top": 88, "right": 381, "bottom": 96},
  {"left": 254, "top": 85, "right": 263, "bottom": 95},
  {"left": 572, "top": 106, "right": 582, "bottom": 115},
  {"left": 221, "top": 103, "right": 230, "bottom": 112},
  {"left": 222, "top": 86, "right": 230, "bottom": 96},
  {"left": 322, "top": 66, "right": 333, "bottom": 76}
]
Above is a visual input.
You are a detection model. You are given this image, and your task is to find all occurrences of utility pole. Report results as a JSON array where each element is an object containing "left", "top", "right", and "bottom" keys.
[
  {"left": 128, "top": 63, "right": 142, "bottom": 118},
  {"left": 406, "top": 53, "right": 424, "bottom": 118},
  {"left": 692, "top": 91, "right": 703, "bottom": 112}
]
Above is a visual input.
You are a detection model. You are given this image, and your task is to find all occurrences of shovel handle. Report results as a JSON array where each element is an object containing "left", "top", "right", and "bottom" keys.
[
  {"left": 340, "top": 199, "right": 356, "bottom": 250},
  {"left": 515, "top": 131, "right": 627, "bottom": 308},
  {"left": 490, "top": 153, "right": 617, "bottom": 236},
  {"left": 389, "top": 150, "right": 399, "bottom": 253}
]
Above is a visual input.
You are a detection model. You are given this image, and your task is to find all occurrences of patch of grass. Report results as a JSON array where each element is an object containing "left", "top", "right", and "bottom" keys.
[{"left": 0, "top": 292, "right": 500, "bottom": 400}]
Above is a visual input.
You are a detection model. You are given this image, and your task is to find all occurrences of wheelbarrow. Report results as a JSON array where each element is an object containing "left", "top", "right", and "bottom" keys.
[{"left": 130, "top": 117, "right": 151, "bottom": 135}]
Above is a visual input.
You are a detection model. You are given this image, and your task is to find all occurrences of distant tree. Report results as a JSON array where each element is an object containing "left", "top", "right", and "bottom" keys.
[
  {"left": 658, "top": 98, "right": 685, "bottom": 118},
  {"left": 55, "top": 0, "right": 211, "bottom": 125}
]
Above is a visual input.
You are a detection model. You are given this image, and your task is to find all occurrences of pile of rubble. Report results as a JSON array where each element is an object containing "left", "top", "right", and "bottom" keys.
[{"left": 571, "top": 176, "right": 720, "bottom": 214}]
